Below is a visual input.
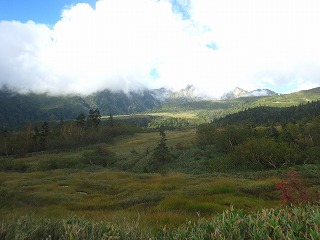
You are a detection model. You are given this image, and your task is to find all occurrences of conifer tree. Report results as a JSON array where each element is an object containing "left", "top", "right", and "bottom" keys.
[
  {"left": 152, "top": 128, "right": 171, "bottom": 166},
  {"left": 76, "top": 112, "right": 86, "bottom": 128},
  {"left": 87, "top": 109, "right": 101, "bottom": 128}
]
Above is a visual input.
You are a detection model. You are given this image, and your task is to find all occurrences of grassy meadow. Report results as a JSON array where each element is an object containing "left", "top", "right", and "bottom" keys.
[
  {"left": 0, "top": 129, "right": 286, "bottom": 230},
  {"left": 1, "top": 100, "right": 320, "bottom": 238}
]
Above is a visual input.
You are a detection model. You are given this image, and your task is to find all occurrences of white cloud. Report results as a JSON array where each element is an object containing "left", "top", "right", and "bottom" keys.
[
  {"left": 1, "top": 0, "right": 320, "bottom": 97},
  {"left": 190, "top": 0, "right": 320, "bottom": 92},
  {"left": 0, "top": 20, "right": 54, "bottom": 92}
]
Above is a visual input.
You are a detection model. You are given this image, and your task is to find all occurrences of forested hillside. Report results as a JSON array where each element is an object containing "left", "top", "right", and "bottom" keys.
[
  {"left": 197, "top": 100, "right": 320, "bottom": 171},
  {"left": 0, "top": 88, "right": 89, "bottom": 128},
  {"left": 86, "top": 89, "right": 160, "bottom": 115},
  {"left": 1, "top": 86, "right": 320, "bottom": 128},
  {"left": 213, "top": 100, "right": 320, "bottom": 126},
  {"left": 151, "top": 87, "right": 320, "bottom": 122},
  {"left": 0, "top": 88, "right": 160, "bottom": 127}
]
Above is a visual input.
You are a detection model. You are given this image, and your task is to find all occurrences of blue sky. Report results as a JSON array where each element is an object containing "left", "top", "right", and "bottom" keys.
[
  {"left": 0, "top": 0, "right": 96, "bottom": 25},
  {"left": 0, "top": 0, "right": 320, "bottom": 97}
]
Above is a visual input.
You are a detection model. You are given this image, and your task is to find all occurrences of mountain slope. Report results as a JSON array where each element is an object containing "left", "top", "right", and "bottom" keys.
[
  {"left": 85, "top": 89, "right": 160, "bottom": 115},
  {"left": 0, "top": 89, "right": 90, "bottom": 128},
  {"left": 152, "top": 86, "right": 320, "bottom": 122},
  {"left": 151, "top": 84, "right": 209, "bottom": 102},
  {"left": 1, "top": 86, "right": 320, "bottom": 128},
  {"left": 221, "top": 87, "right": 277, "bottom": 99},
  {"left": 0, "top": 88, "right": 161, "bottom": 127}
]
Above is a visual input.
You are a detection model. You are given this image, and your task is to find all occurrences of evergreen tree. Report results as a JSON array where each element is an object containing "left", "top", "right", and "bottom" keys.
[
  {"left": 41, "top": 122, "right": 49, "bottom": 137},
  {"left": 152, "top": 128, "right": 171, "bottom": 166},
  {"left": 158, "top": 129, "right": 169, "bottom": 152},
  {"left": 40, "top": 122, "right": 49, "bottom": 150},
  {"left": 32, "top": 126, "right": 40, "bottom": 151},
  {"left": 268, "top": 124, "right": 279, "bottom": 139},
  {"left": 1, "top": 126, "right": 9, "bottom": 156},
  {"left": 76, "top": 113, "right": 86, "bottom": 128},
  {"left": 108, "top": 114, "right": 114, "bottom": 127},
  {"left": 87, "top": 109, "right": 101, "bottom": 128}
]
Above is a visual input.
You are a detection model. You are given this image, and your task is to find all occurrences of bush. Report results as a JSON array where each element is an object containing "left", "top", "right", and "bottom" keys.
[
  {"left": 276, "top": 171, "right": 309, "bottom": 205},
  {"left": 196, "top": 124, "right": 216, "bottom": 146},
  {"left": 83, "top": 146, "right": 116, "bottom": 167},
  {"left": 0, "top": 158, "right": 29, "bottom": 172},
  {"left": 233, "top": 138, "right": 300, "bottom": 169},
  {"left": 35, "top": 156, "right": 83, "bottom": 171}
]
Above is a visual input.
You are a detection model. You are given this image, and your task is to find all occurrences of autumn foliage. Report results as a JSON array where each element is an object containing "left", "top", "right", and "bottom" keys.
[{"left": 276, "top": 171, "right": 309, "bottom": 204}]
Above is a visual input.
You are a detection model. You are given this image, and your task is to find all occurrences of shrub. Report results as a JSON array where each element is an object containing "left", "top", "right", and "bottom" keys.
[
  {"left": 233, "top": 138, "right": 299, "bottom": 169},
  {"left": 83, "top": 146, "right": 116, "bottom": 167},
  {"left": 0, "top": 158, "right": 29, "bottom": 172},
  {"left": 276, "top": 171, "right": 309, "bottom": 205},
  {"left": 34, "top": 155, "right": 83, "bottom": 171},
  {"left": 196, "top": 124, "right": 216, "bottom": 146}
]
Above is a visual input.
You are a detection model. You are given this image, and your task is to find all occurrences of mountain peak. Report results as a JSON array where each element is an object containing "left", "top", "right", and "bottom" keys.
[
  {"left": 221, "top": 87, "right": 248, "bottom": 99},
  {"left": 221, "top": 87, "right": 277, "bottom": 99},
  {"left": 151, "top": 85, "right": 207, "bottom": 102}
]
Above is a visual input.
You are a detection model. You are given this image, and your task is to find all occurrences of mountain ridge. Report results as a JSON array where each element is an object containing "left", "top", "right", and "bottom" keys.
[
  {"left": 0, "top": 85, "right": 319, "bottom": 128},
  {"left": 221, "top": 87, "right": 277, "bottom": 99}
]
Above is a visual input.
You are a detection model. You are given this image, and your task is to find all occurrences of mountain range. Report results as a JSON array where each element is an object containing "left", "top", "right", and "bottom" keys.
[
  {"left": 220, "top": 87, "right": 277, "bottom": 99},
  {"left": 0, "top": 85, "right": 319, "bottom": 128}
]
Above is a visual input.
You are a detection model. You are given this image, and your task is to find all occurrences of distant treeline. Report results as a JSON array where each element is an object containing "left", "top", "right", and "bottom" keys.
[
  {"left": 0, "top": 109, "right": 142, "bottom": 157},
  {"left": 213, "top": 100, "right": 320, "bottom": 126}
]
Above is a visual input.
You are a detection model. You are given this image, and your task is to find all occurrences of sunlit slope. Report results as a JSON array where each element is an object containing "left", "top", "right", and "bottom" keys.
[
  {"left": 149, "top": 87, "right": 320, "bottom": 122},
  {"left": 1, "top": 86, "right": 320, "bottom": 127}
]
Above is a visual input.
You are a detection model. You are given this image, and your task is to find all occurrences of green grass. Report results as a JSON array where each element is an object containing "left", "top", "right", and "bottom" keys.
[
  {"left": 1, "top": 128, "right": 319, "bottom": 236},
  {"left": 107, "top": 128, "right": 197, "bottom": 172},
  {"left": 168, "top": 204, "right": 320, "bottom": 239},
  {"left": 0, "top": 204, "right": 319, "bottom": 239},
  {"left": 0, "top": 169, "right": 282, "bottom": 228}
]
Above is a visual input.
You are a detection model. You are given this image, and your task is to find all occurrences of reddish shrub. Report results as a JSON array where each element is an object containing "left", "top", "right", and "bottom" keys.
[{"left": 276, "top": 171, "right": 309, "bottom": 204}]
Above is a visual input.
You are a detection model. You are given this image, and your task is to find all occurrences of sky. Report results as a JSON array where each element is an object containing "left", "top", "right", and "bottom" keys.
[{"left": 0, "top": 0, "right": 320, "bottom": 97}]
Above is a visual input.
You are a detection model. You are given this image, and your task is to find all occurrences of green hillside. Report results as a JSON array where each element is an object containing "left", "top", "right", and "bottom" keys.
[
  {"left": 0, "top": 89, "right": 89, "bottom": 128},
  {"left": 0, "top": 88, "right": 160, "bottom": 128},
  {"left": 1, "top": 86, "right": 320, "bottom": 128},
  {"left": 152, "top": 87, "right": 320, "bottom": 123}
]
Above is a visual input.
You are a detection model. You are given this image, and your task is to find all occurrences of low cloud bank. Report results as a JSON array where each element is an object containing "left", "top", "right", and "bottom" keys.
[{"left": 1, "top": 0, "right": 320, "bottom": 97}]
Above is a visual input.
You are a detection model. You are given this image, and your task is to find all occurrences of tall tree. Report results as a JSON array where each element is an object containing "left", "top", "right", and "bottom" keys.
[
  {"left": 76, "top": 113, "right": 86, "bottom": 128},
  {"left": 40, "top": 122, "right": 49, "bottom": 150},
  {"left": 108, "top": 114, "right": 114, "bottom": 127},
  {"left": 1, "top": 126, "right": 9, "bottom": 156},
  {"left": 41, "top": 122, "right": 49, "bottom": 137},
  {"left": 152, "top": 128, "right": 171, "bottom": 166},
  {"left": 87, "top": 109, "right": 101, "bottom": 128}
]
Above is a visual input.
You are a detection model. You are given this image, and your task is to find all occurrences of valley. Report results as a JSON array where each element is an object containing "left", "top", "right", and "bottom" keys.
[{"left": 0, "top": 86, "right": 319, "bottom": 239}]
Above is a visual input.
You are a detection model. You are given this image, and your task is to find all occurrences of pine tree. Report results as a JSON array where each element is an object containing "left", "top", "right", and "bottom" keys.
[
  {"left": 87, "top": 109, "right": 101, "bottom": 128},
  {"left": 1, "top": 126, "right": 9, "bottom": 156},
  {"left": 152, "top": 129, "right": 171, "bottom": 166},
  {"left": 76, "top": 113, "right": 86, "bottom": 128},
  {"left": 108, "top": 115, "right": 114, "bottom": 127}
]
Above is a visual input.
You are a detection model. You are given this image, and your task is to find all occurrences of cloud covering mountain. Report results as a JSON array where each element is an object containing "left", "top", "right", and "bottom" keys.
[{"left": 1, "top": 0, "right": 320, "bottom": 97}]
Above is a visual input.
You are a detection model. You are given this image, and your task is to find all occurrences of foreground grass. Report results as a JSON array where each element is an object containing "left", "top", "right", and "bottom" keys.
[
  {"left": 1, "top": 128, "right": 319, "bottom": 238},
  {"left": 0, "top": 170, "right": 281, "bottom": 228},
  {"left": 0, "top": 204, "right": 319, "bottom": 239}
]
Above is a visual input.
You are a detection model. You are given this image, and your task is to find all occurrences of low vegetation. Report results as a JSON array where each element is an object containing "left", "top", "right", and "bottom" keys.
[
  {"left": 1, "top": 97, "right": 320, "bottom": 238},
  {"left": 0, "top": 205, "right": 319, "bottom": 239}
]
